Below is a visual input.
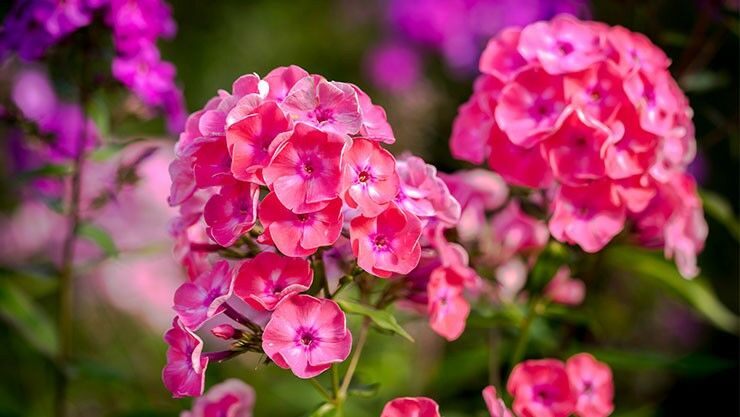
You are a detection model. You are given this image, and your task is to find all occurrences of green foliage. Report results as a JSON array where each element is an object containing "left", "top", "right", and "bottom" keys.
[
  {"left": 337, "top": 300, "right": 414, "bottom": 342},
  {"left": 78, "top": 223, "right": 118, "bottom": 258},
  {"left": 0, "top": 278, "right": 58, "bottom": 358}
]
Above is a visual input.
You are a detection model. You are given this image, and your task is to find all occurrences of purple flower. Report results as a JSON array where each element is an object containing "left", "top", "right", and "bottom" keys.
[
  {"left": 32, "top": 0, "right": 93, "bottom": 38},
  {"left": 365, "top": 42, "right": 421, "bottom": 93}
]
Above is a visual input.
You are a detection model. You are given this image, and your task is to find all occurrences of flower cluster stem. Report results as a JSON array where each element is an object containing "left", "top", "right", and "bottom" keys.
[{"left": 510, "top": 297, "right": 542, "bottom": 368}]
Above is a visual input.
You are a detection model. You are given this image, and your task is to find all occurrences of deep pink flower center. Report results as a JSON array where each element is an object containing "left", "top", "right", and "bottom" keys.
[
  {"left": 297, "top": 213, "right": 310, "bottom": 223},
  {"left": 533, "top": 385, "right": 557, "bottom": 406},
  {"left": 557, "top": 41, "right": 574, "bottom": 56},
  {"left": 303, "top": 163, "right": 314, "bottom": 175},
  {"left": 358, "top": 170, "right": 370, "bottom": 183},
  {"left": 373, "top": 235, "right": 388, "bottom": 249},
  {"left": 295, "top": 327, "right": 320, "bottom": 349},
  {"left": 313, "top": 107, "right": 335, "bottom": 123}
]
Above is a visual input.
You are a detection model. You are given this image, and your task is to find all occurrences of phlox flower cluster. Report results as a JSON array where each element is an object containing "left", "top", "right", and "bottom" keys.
[
  {"left": 0, "top": 0, "right": 185, "bottom": 131},
  {"left": 379, "top": 353, "right": 614, "bottom": 417},
  {"left": 164, "top": 66, "right": 469, "bottom": 397},
  {"left": 180, "top": 378, "right": 256, "bottom": 417},
  {"left": 451, "top": 14, "right": 707, "bottom": 278}
]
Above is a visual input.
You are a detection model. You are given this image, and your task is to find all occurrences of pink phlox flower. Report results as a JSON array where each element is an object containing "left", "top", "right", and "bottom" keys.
[
  {"left": 234, "top": 252, "right": 313, "bottom": 311},
  {"left": 427, "top": 265, "right": 471, "bottom": 341},
  {"left": 395, "top": 155, "right": 461, "bottom": 226},
  {"left": 507, "top": 359, "right": 577, "bottom": 417},
  {"left": 180, "top": 378, "right": 256, "bottom": 417},
  {"left": 173, "top": 260, "right": 234, "bottom": 330},
  {"left": 441, "top": 169, "right": 509, "bottom": 241},
  {"left": 545, "top": 266, "right": 586, "bottom": 306},
  {"left": 566, "top": 353, "right": 615, "bottom": 417},
  {"left": 281, "top": 75, "right": 362, "bottom": 135},
  {"left": 203, "top": 181, "right": 259, "bottom": 247},
  {"left": 489, "top": 201, "right": 549, "bottom": 264},
  {"left": 380, "top": 397, "right": 441, "bottom": 417},
  {"left": 483, "top": 386, "right": 515, "bottom": 417},
  {"left": 352, "top": 84, "right": 396, "bottom": 143},
  {"left": 341, "top": 138, "right": 400, "bottom": 217},
  {"left": 163, "top": 317, "right": 209, "bottom": 398}
]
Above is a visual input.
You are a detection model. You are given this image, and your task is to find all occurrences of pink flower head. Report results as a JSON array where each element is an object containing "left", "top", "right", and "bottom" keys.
[
  {"left": 495, "top": 258, "right": 528, "bottom": 302},
  {"left": 352, "top": 84, "right": 396, "bottom": 144},
  {"left": 427, "top": 265, "right": 471, "bottom": 341},
  {"left": 258, "top": 192, "right": 343, "bottom": 257},
  {"left": 395, "top": 155, "right": 461, "bottom": 226},
  {"left": 341, "top": 138, "right": 400, "bottom": 217},
  {"left": 226, "top": 101, "right": 291, "bottom": 184},
  {"left": 184, "top": 136, "right": 233, "bottom": 189},
  {"left": 488, "top": 123, "right": 554, "bottom": 188},
  {"left": 564, "top": 63, "right": 626, "bottom": 123},
  {"left": 261, "top": 294, "right": 352, "bottom": 379},
  {"left": 441, "top": 170, "right": 508, "bottom": 242},
  {"left": 450, "top": 94, "right": 495, "bottom": 165},
  {"left": 203, "top": 181, "right": 259, "bottom": 247},
  {"left": 479, "top": 27, "right": 528, "bottom": 82},
  {"left": 541, "top": 110, "right": 616, "bottom": 186},
  {"left": 264, "top": 65, "right": 310, "bottom": 102},
  {"left": 507, "top": 359, "right": 577, "bottom": 417},
  {"left": 281, "top": 75, "right": 362, "bottom": 135},
  {"left": 518, "top": 14, "right": 604, "bottom": 75},
  {"left": 163, "top": 318, "right": 208, "bottom": 398},
  {"left": 350, "top": 203, "right": 422, "bottom": 278},
  {"left": 566, "top": 353, "right": 614, "bottom": 417},
  {"left": 483, "top": 386, "right": 515, "bottom": 417},
  {"left": 545, "top": 267, "right": 586, "bottom": 306},
  {"left": 234, "top": 252, "right": 313, "bottom": 311},
  {"left": 380, "top": 397, "right": 441, "bottom": 417},
  {"left": 173, "top": 261, "right": 234, "bottom": 330},
  {"left": 490, "top": 201, "right": 549, "bottom": 263},
  {"left": 607, "top": 25, "right": 670, "bottom": 76},
  {"left": 549, "top": 181, "right": 626, "bottom": 253},
  {"left": 262, "top": 124, "right": 347, "bottom": 213},
  {"left": 495, "top": 67, "right": 569, "bottom": 148},
  {"left": 181, "top": 379, "right": 256, "bottom": 417}
]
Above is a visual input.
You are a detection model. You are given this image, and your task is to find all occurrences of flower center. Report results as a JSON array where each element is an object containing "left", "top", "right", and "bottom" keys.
[
  {"left": 573, "top": 136, "right": 587, "bottom": 147},
  {"left": 297, "top": 213, "right": 310, "bottom": 222},
  {"left": 303, "top": 164, "right": 314, "bottom": 175},
  {"left": 358, "top": 171, "right": 370, "bottom": 183},
  {"left": 314, "top": 107, "right": 334, "bottom": 123},
  {"left": 557, "top": 41, "right": 574, "bottom": 55},
  {"left": 300, "top": 334, "right": 313, "bottom": 346},
  {"left": 373, "top": 235, "right": 388, "bottom": 249}
]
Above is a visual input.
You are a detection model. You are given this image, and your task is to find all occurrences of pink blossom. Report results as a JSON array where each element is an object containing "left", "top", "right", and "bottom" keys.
[
  {"left": 450, "top": 94, "right": 495, "bottom": 165},
  {"left": 441, "top": 169, "right": 508, "bottom": 241},
  {"left": 495, "top": 258, "right": 528, "bottom": 302},
  {"left": 395, "top": 155, "right": 461, "bottom": 226},
  {"left": 173, "top": 261, "right": 234, "bottom": 330},
  {"left": 226, "top": 101, "right": 290, "bottom": 184},
  {"left": 234, "top": 252, "right": 313, "bottom": 311},
  {"left": 163, "top": 318, "right": 208, "bottom": 398},
  {"left": 518, "top": 14, "right": 604, "bottom": 75},
  {"left": 350, "top": 203, "right": 422, "bottom": 278},
  {"left": 352, "top": 84, "right": 395, "bottom": 143},
  {"left": 566, "top": 353, "right": 614, "bottom": 417},
  {"left": 281, "top": 75, "right": 362, "bottom": 135},
  {"left": 258, "top": 192, "right": 343, "bottom": 257},
  {"left": 490, "top": 201, "right": 549, "bottom": 263},
  {"left": 380, "top": 397, "right": 441, "bottom": 417},
  {"left": 549, "top": 182, "right": 626, "bottom": 253},
  {"left": 210, "top": 324, "right": 239, "bottom": 340},
  {"left": 341, "top": 138, "right": 400, "bottom": 217},
  {"left": 607, "top": 25, "right": 669, "bottom": 76},
  {"left": 545, "top": 267, "right": 586, "bottom": 306},
  {"left": 203, "top": 182, "right": 259, "bottom": 247},
  {"left": 263, "top": 65, "right": 310, "bottom": 102},
  {"left": 495, "top": 67, "right": 569, "bottom": 148},
  {"left": 488, "top": 123, "right": 554, "bottom": 188},
  {"left": 427, "top": 265, "right": 471, "bottom": 341},
  {"left": 479, "top": 27, "right": 528, "bottom": 82},
  {"left": 261, "top": 294, "right": 352, "bottom": 379},
  {"left": 483, "top": 386, "right": 514, "bottom": 417},
  {"left": 181, "top": 379, "right": 256, "bottom": 417},
  {"left": 507, "top": 359, "right": 577, "bottom": 417},
  {"left": 541, "top": 110, "right": 616, "bottom": 186},
  {"left": 262, "top": 124, "right": 346, "bottom": 213}
]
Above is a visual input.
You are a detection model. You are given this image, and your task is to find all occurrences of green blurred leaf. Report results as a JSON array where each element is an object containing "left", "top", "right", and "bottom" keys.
[
  {"left": 87, "top": 90, "right": 110, "bottom": 138},
  {"left": 18, "top": 164, "right": 73, "bottom": 180},
  {"left": 604, "top": 246, "right": 739, "bottom": 334},
  {"left": 679, "top": 71, "right": 730, "bottom": 93},
  {"left": 0, "top": 267, "right": 58, "bottom": 297},
  {"left": 79, "top": 223, "right": 118, "bottom": 257},
  {"left": 306, "top": 402, "right": 337, "bottom": 417},
  {"left": 0, "top": 279, "right": 59, "bottom": 358},
  {"left": 337, "top": 300, "right": 414, "bottom": 342},
  {"left": 529, "top": 241, "right": 568, "bottom": 291},
  {"left": 700, "top": 189, "right": 740, "bottom": 241},
  {"left": 347, "top": 381, "right": 379, "bottom": 398},
  {"left": 586, "top": 348, "right": 734, "bottom": 376}
]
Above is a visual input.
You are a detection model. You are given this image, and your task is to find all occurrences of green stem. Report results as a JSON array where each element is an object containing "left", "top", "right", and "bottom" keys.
[
  {"left": 338, "top": 317, "right": 371, "bottom": 397},
  {"left": 510, "top": 297, "right": 541, "bottom": 368},
  {"left": 309, "top": 378, "right": 332, "bottom": 402}
]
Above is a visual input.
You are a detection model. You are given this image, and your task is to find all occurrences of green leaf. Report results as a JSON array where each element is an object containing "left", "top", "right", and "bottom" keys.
[
  {"left": 337, "top": 300, "right": 414, "bottom": 342},
  {"left": 79, "top": 223, "right": 118, "bottom": 257},
  {"left": 700, "top": 189, "right": 740, "bottom": 241},
  {"left": 347, "top": 381, "right": 380, "bottom": 398},
  {"left": 0, "top": 279, "right": 59, "bottom": 358},
  {"left": 19, "top": 164, "right": 73, "bottom": 180},
  {"left": 604, "top": 245, "right": 739, "bottom": 334},
  {"left": 306, "top": 402, "right": 337, "bottom": 417}
]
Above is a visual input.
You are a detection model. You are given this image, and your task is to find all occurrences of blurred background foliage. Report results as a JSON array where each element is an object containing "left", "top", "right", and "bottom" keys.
[{"left": 0, "top": 0, "right": 738, "bottom": 416}]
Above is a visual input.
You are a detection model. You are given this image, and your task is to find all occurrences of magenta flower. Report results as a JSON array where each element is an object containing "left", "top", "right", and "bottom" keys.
[
  {"left": 480, "top": 27, "right": 528, "bottom": 82},
  {"left": 203, "top": 181, "right": 259, "bottom": 247},
  {"left": 353, "top": 85, "right": 395, "bottom": 143},
  {"left": 566, "top": 353, "right": 615, "bottom": 417},
  {"left": 234, "top": 252, "right": 313, "bottom": 311},
  {"left": 181, "top": 379, "right": 256, "bottom": 417},
  {"left": 518, "top": 14, "right": 605, "bottom": 75},
  {"left": 450, "top": 90, "right": 496, "bottom": 165},
  {"left": 350, "top": 203, "right": 422, "bottom": 278},
  {"left": 541, "top": 110, "right": 614, "bottom": 187},
  {"left": 111, "top": 43, "right": 177, "bottom": 107},
  {"left": 262, "top": 124, "right": 346, "bottom": 213},
  {"left": 427, "top": 266, "right": 470, "bottom": 341},
  {"left": 395, "top": 155, "right": 461, "bottom": 226},
  {"left": 280, "top": 75, "right": 362, "bottom": 136},
  {"left": 441, "top": 170, "right": 508, "bottom": 242},
  {"left": 226, "top": 101, "right": 290, "bottom": 184},
  {"left": 341, "top": 138, "right": 400, "bottom": 217},
  {"left": 263, "top": 65, "right": 310, "bottom": 102},
  {"left": 173, "top": 261, "right": 234, "bottom": 330},
  {"left": 482, "top": 386, "right": 514, "bottom": 417},
  {"left": 380, "top": 397, "right": 441, "bottom": 417},
  {"left": 162, "top": 318, "right": 209, "bottom": 398},
  {"left": 544, "top": 267, "right": 586, "bottom": 306},
  {"left": 258, "top": 192, "right": 343, "bottom": 257},
  {"left": 507, "top": 359, "right": 577, "bottom": 417},
  {"left": 490, "top": 201, "right": 549, "bottom": 263},
  {"left": 488, "top": 121, "right": 554, "bottom": 188},
  {"left": 11, "top": 68, "right": 57, "bottom": 124},
  {"left": 33, "top": 0, "right": 92, "bottom": 38},
  {"left": 495, "top": 67, "right": 569, "bottom": 148},
  {"left": 365, "top": 42, "right": 421, "bottom": 93},
  {"left": 261, "top": 294, "right": 352, "bottom": 379},
  {"left": 549, "top": 181, "right": 626, "bottom": 253}
]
